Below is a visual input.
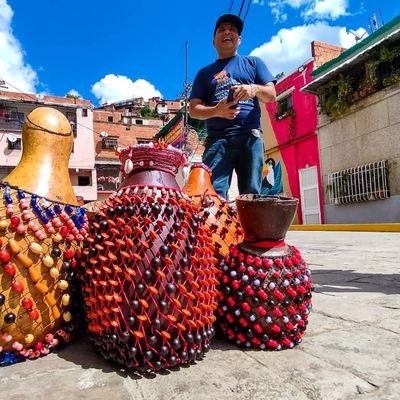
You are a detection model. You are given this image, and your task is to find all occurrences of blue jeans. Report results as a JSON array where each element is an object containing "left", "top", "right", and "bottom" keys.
[{"left": 202, "top": 131, "right": 264, "bottom": 199}]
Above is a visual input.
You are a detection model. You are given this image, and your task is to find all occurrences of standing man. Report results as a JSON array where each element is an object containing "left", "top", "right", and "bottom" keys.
[{"left": 189, "top": 14, "right": 276, "bottom": 199}]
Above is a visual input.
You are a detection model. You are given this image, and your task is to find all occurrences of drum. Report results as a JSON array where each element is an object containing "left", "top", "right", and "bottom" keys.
[
  {"left": 0, "top": 107, "right": 87, "bottom": 365},
  {"left": 217, "top": 194, "right": 312, "bottom": 350},
  {"left": 79, "top": 143, "right": 219, "bottom": 371}
]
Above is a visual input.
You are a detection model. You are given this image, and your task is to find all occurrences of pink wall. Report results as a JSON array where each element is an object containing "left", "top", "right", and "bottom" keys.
[{"left": 264, "top": 60, "right": 324, "bottom": 224}]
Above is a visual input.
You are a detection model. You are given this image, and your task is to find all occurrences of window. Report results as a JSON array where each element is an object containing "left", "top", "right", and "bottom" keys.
[
  {"left": 108, "top": 116, "right": 113, "bottom": 122},
  {"left": 82, "top": 109, "right": 88, "bottom": 117},
  {"left": 137, "top": 138, "right": 151, "bottom": 144},
  {"left": 327, "top": 160, "right": 389, "bottom": 205},
  {"left": 275, "top": 94, "right": 293, "bottom": 120},
  {"left": 9, "top": 112, "right": 24, "bottom": 125},
  {"left": 102, "top": 136, "right": 118, "bottom": 149},
  {"left": 78, "top": 176, "right": 90, "bottom": 186},
  {"left": 135, "top": 119, "right": 143, "bottom": 125},
  {"left": 7, "top": 138, "right": 21, "bottom": 150}
]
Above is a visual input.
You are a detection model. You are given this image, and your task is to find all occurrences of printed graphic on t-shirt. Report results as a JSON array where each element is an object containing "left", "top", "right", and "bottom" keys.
[
  {"left": 213, "top": 70, "right": 239, "bottom": 101},
  {"left": 213, "top": 69, "right": 252, "bottom": 106}
]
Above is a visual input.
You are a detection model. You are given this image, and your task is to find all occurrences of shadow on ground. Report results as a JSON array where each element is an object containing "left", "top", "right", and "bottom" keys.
[
  {"left": 55, "top": 334, "right": 217, "bottom": 379},
  {"left": 312, "top": 269, "right": 400, "bottom": 295}
]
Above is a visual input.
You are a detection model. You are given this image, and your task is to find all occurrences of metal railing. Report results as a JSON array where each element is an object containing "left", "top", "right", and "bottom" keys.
[{"left": 328, "top": 160, "right": 389, "bottom": 204}]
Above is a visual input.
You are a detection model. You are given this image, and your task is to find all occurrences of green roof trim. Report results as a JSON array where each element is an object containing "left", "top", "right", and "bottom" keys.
[
  {"left": 312, "top": 14, "right": 400, "bottom": 78},
  {"left": 155, "top": 109, "right": 184, "bottom": 139},
  {"left": 154, "top": 107, "right": 205, "bottom": 139}
]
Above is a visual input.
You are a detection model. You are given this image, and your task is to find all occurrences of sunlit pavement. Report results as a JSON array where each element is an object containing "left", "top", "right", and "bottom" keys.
[{"left": 1, "top": 231, "right": 399, "bottom": 400}]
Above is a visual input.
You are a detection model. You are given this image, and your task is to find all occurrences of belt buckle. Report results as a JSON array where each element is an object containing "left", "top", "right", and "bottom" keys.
[{"left": 251, "top": 129, "right": 261, "bottom": 138}]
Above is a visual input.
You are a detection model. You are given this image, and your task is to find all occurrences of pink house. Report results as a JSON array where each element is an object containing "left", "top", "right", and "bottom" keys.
[{"left": 260, "top": 41, "right": 345, "bottom": 224}]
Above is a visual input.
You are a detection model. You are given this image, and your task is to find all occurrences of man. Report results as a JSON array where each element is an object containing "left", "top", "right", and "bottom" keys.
[{"left": 189, "top": 14, "right": 276, "bottom": 199}]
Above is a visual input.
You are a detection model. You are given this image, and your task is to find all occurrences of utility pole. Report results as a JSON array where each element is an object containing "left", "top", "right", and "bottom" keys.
[
  {"left": 182, "top": 40, "right": 191, "bottom": 126},
  {"left": 179, "top": 40, "right": 192, "bottom": 153}
]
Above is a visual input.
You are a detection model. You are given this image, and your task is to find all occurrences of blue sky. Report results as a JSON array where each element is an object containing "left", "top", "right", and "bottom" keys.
[{"left": 1, "top": 0, "right": 399, "bottom": 106}]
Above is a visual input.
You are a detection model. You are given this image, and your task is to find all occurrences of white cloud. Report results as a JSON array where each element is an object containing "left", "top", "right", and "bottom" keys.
[
  {"left": 250, "top": 22, "right": 366, "bottom": 77},
  {"left": 91, "top": 74, "right": 162, "bottom": 105},
  {"left": 267, "top": 0, "right": 349, "bottom": 23},
  {"left": 303, "top": 0, "right": 349, "bottom": 20},
  {"left": 286, "top": 0, "right": 310, "bottom": 7},
  {"left": 0, "top": 0, "right": 38, "bottom": 93}
]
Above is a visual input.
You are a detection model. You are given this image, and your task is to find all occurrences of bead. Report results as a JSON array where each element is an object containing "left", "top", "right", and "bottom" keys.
[
  {"left": 63, "top": 311, "right": 72, "bottom": 322},
  {"left": 25, "top": 334, "right": 34, "bottom": 344},
  {"left": 4, "top": 262, "right": 16, "bottom": 277},
  {"left": 58, "top": 280, "right": 69, "bottom": 290},
  {"left": 50, "top": 267, "right": 60, "bottom": 279},
  {"left": 28, "top": 309, "right": 40, "bottom": 320},
  {"left": 12, "top": 341, "right": 23, "bottom": 351},
  {"left": 42, "top": 255, "right": 54, "bottom": 268},
  {"left": 16, "top": 224, "right": 27, "bottom": 234},
  {"left": 53, "top": 233, "right": 63, "bottom": 243},
  {"left": 21, "top": 297, "right": 34, "bottom": 310},
  {"left": 0, "top": 249, "right": 11, "bottom": 263},
  {"left": 11, "top": 280, "right": 24, "bottom": 293},
  {"left": 29, "top": 242, "right": 43, "bottom": 254},
  {"left": 62, "top": 294, "right": 70, "bottom": 306},
  {"left": 4, "top": 312, "right": 16, "bottom": 324}
]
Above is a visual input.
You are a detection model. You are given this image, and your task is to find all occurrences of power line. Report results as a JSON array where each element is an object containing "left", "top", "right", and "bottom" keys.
[
  {"left": 238, "top": 0, "right": 246, "bottom": 17},
  {"left": 228, "top": 0, "right": 234, "bottom": 13},
  {"left": 242, "top": 0, "right": 252, "bottom": 23}
]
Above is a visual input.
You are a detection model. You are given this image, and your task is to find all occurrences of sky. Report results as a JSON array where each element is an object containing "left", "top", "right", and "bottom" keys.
[{"left": 0, "top": 0, "right": 399, "bottom": 106}]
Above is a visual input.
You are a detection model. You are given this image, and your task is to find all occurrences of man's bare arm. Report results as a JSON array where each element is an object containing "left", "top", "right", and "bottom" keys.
[{"left": 230, "top": 82, "right": 276, "bottom": 104}]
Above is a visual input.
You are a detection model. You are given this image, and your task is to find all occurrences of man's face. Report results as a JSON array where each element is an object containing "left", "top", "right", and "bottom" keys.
[{"left": 213, "top": 22, "right": 241, "bottom": 52}]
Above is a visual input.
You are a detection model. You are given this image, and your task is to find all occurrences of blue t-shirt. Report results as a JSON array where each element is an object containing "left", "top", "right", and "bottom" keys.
[{"left": 190, "top": 55, "right": 275, "bottom": 137}]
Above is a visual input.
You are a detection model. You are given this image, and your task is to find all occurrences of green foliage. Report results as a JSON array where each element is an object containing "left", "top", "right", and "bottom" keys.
[
  {"left": 318, "top": 42, "right": 400, "bottom": 114},
  {"left": 66, "top": 93, "right": 79, "bottom": 99},
  {"left": 318, "top": 74, "right": 353, "bottom": 116},
  {"left": 139, "top": 105, "right": 158, "bottom": 119}
]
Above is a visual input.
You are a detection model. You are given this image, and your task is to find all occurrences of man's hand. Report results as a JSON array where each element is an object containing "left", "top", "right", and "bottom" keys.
[
  {"left": 230, "top": 85, "right": 253, "bottom": 102},
  {"left": 215, "top": 98, "right": 240, "bottom": 119},
  {"left": 189, "top": 98, "right": 240, "bottom": 120},
  {"left": 230, "top": 83, "right": 276, "bottom": 103}
]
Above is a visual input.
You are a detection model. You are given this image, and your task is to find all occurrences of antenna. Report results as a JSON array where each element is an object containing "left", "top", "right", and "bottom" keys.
[
  {"left": 100, "top": 131, "right": 108, "bottom": 138},
  {"left": 349, "top": 29, "right": 367, "bottom": 43}
]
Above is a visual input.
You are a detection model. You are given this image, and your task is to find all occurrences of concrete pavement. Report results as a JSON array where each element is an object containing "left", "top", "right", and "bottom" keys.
[{"left": 1, "top": 231, "right": 399, "bottom": 400}]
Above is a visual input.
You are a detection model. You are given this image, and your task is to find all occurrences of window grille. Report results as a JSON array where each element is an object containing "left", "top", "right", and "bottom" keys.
[
  {"left": 102, "top": 136, "right": 118, "bottom": 149},
  {"left": 137, "top": 138, "right": 151, "bottom": 144},
  {"left": 328, "top": 160, "right": 389, "bottom": 205}
]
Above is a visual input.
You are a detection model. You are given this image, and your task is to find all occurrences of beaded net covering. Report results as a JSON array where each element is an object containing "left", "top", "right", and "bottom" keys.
[
  {"left": 79, "top": 183, "right": 219, "bottom": 371},
  {"left": 0, "top": 184, "right": 88, "bottom": 365},
  {"left": 217, "top": 243, "right": 312, "bottom": 350},
  {"left": 183, "top": 164, "right": 243, "bottom": 262},
  {"left": 118, "top": 142, "right": 187, "bottom": 179}
]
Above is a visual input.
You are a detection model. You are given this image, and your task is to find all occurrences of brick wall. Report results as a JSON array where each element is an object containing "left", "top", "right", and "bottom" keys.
[
  {"left": 93, "top": 120, "right": 159, "bottom": 161},
  {"left": 311, "top": 41, "right": 346, "bottom": 69}
]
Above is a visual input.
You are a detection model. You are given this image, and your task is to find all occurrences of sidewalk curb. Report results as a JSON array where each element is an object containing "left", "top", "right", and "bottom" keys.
[{"left": 289, "top": 223, "right": 400, "bottom": 232}]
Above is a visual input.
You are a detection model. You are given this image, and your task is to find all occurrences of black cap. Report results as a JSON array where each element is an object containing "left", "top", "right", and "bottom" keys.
[{"left": 214, "top": 14, "right": 243, "bottom": 36}]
